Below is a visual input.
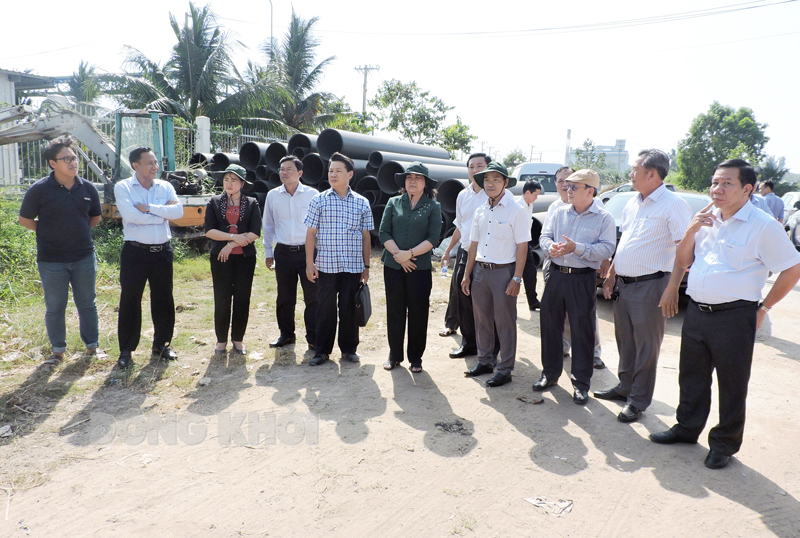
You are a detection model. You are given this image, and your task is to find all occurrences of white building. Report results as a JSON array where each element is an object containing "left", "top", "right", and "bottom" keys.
[
  {"left": 0, "top": 68, "right": 54, "bottom": 185},
  {"left": 568, "top": 139, "right": 630, "bottom": 172}
]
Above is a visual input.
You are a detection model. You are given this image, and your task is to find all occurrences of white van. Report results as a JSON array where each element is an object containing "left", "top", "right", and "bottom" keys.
[{"left": 510, "top": 162, "right": 564, "bottom": 195}]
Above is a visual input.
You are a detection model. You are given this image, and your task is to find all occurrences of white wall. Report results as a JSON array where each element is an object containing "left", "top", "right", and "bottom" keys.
[{"left": 0, "top": 73, "right": 21, "bottom": 185}]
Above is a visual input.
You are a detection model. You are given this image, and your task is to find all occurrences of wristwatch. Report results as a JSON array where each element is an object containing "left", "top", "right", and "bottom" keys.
[
  {"left": 512, "top": 276, "right": 522, "bottom": 284},
  {"left": 758, "top": 302, "right": 771, "bottom": 313}
]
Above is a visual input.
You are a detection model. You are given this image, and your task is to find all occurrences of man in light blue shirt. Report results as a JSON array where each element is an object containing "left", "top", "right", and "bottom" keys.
[
  {"left": 759, "top": 180, "right": 785, "bottom": 221},
  {"left": 114, "top": 146, "right": 183, "bottom": 368},
  {"left": 749, "top": 192, "right": 771, "bottom": 214}
]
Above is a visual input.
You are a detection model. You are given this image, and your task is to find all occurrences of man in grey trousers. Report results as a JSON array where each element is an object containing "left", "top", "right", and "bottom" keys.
[{"left": 595, "top": 149, "right": 691, "bottom": 422}]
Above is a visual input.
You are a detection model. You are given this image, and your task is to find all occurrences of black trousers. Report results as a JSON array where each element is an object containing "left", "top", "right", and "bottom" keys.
[
  {"left": 118, "top": 242, "right": 175, "bottom": 353},
  {"left": 443, "top": 261, "right": 459, "bottom": 330},
  {"left": 315, "top": 271, "right": 361, "bottom": 355},
  {"left": 210, "top": 254, "right": 256, "bottom": 343},
  {"left": 540, "top": 268, "right": 596, "bottom": 391},
  {"left": 673, "top": 300, "right": 758, "bottom": 456},
  {"left": 522, "top": 246, "right": 539, "bottom": 309},
  {"left": 274, "top": 244, "right": 318, "bottom": 343},
  {"left": 384, "top": 267, "right": 432, "bottom": 367},
  {"left": 453, "top": 247, "right": 477, "bottom": 348}
]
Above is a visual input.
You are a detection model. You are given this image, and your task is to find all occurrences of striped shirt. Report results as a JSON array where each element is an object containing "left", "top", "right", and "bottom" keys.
[
  {"left": 453, "top": 184, "right": 488, "bottom": 243},
  {"left": 613, "top": 184, "right": 692, "bottom": 277},
  {"left": 688, "top": 202, "right": 800, "bottom": 304},
  {"left": 540, "top": 199, "right": 616, "bottom": 270},
  {"left": 470, "top": 190, "right": 531, "bottom": 264},
  {"left": 304, "top": 187, "right": 373, "bottom": 273}
]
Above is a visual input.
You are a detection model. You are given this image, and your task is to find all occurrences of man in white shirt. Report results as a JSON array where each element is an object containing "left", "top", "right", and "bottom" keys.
[
  {"left": 114, "top": 146, "right": 184, "bottom": 368},
  {"left": 263, "top": 156, "right": 319, "bottom": 350},
  {"left": 519, "top": 180, "right": 542, "bottom": 311},
  {"left": 461, "top": 162, "right": 531, "bottom": 387},
  {"left": 759, "top": 180, "right": 785, "bottom": 221},
  {"left": 535, "top": 169, "right": 616, "bottom": 404},
  {"left": 595, "top": 149, "right": 692, "bottom": 423},
  {"left": 652, "top": 159, "right": 800, "bottom": 469}
]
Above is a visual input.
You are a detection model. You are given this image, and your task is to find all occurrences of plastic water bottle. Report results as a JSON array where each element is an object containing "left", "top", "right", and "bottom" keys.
[{"left": 441, "top": 266, "right": 448, "bottom": 279}]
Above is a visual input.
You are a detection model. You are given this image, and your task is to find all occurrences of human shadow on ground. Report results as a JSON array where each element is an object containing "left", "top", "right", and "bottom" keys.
[
  {"left": 184, "top": 350, "right": 250, "bottom": 416},
  {"left": 0, "top": 355, "right": 94, "bottom": 444},
  {"left": 759, "top": 335, "right": 800, "bottom": 362},
  {"left": 61, "top": 356, "right": 170, "bottom": 446},
  {"left": 390, "top": 366, "right": 477, "bottom": 457},
  {"left": 255, "top": 356, "right": 387, "bottom": 444}
]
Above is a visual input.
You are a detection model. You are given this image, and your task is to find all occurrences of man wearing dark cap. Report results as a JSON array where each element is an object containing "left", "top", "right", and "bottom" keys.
[
  {"left": 461, "top": 162, "right": 531, "bottom": 387},
  {"left": 534, "top": 169, "right": 616, "bottom": 404}
]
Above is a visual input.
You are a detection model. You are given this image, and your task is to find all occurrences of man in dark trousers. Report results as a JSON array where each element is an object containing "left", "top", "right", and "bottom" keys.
[
  {"left": 651, "top": 159, "right": 800, "bottom": 469},
  {"left": 595, "top": 149, "right": 691, "bottom": 423},
  {"left": 534, "top": 169, "right": 616, "bottom": 404},
  {"left": 114, "top": 147, "right": 184, "bottom": 368},
  {"left": 519, "top": 179, "right": 542, "bottom": 311},
  {"left": 19, "top": 136, "right": 102, "bottom": 369}
]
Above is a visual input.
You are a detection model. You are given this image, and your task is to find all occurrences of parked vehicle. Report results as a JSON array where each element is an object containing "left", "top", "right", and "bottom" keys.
[
  {"left": 786, "top": 209, "right": 800, "bottom": 251},
  {"left": 781, "top": 191, "right": 800, "bottom": 224},
  {"left": 600, "top": 182, "right": 675, "bottom": 204}
]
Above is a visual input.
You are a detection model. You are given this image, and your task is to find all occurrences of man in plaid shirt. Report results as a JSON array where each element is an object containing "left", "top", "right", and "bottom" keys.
[{"left": 304, "top": 152, "right": 373, "bottom": 366}]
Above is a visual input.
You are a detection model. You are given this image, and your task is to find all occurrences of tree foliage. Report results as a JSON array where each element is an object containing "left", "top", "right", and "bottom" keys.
[
  {"left": 760, "top": 155, "right": 792, "bottom": 195},
  {"left": 503, "top": 148, "right": 526, "bottom": 170},
  {"left": 676, "top": 101, "right": 769, "bottom": 191},
  {"left": 369, "top": 80, "right": 475, "bottom": 155},
  {"left": 571, "top": 138, "right": 606, "bottom": 171},
  {"left": 65, "top": 61, "right": 104, "bottom": 104}
]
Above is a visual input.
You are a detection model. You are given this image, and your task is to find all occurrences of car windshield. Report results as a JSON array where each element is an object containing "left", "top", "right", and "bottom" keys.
[{"left": 519, "top": 174, "right": 557, "bottom": 193}]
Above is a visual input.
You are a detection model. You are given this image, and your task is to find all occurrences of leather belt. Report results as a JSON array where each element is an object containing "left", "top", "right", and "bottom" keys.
[
  {"left": 552, "top": 263, "right": 594, "bottom": 275},
  {"left": 277, "top": 243, "right": 304, "bottom": 252},
  {"left": 692, "top": 299, "right": 757, "bottom": 313},
  {"left": 618, "top": 271, "right": 666, "bottom": 284},
  {"left": 477, "top": 262, "right": 514, "bottom": 269},
  {"left": 126, "top": 241, "right": 169, "bottom": 253}
]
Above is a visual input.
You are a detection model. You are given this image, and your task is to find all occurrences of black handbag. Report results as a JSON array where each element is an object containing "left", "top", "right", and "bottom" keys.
[{"left": 354, "top": 283, "right": 372, "bottom": 327}]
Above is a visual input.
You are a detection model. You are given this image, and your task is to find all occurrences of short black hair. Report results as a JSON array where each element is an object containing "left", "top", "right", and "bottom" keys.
[
  {"left": 715, "top": 159, "right": 757, "bottom": 188},
  {"left": 279, "top": 155, "right": 303, "bottom": 171},
  {"left": 467, "top": 153, "right": 491, "bottom": 167},
  {"left": 637, "top": 149, "right": 670, "bottom": 181},
  {"left": 329, "top": 152, "right": 354, "bottom": 173},
  {"left": 129, "top": 146, "right": 154, "bottom": 164},
  {"left": 555, "top": 166, "right": 574, "bottom": 177},
  {"left": 43, "top": 136, "right": 77, "bottom": 169},
  {"left": 523, "top": 180, "right": 542, "bottom": 194},
  {"left": 761, "top": 179, "right": 775, "bottom": 190}
]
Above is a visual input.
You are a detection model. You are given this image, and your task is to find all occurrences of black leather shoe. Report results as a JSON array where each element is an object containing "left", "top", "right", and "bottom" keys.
[
  {"left": 529, "top": 299, "right": 541, "bottom": 312},
  {"left": 308, "top": 343, "right": 316, "bottom": 351},
  {"left": 704, "top": 449, "right": 730, "bottom": 469},
  {"left": 449, "top": 344, "right": 478, "bottom": 358},
  {"left": 593, "top": 356, "right": 606, "bottom": 369},
  {"left": 342, "top": 352, "right": 360, "bottom": 363},
  {"left": 649, "top": 429, "right": 698, "bottom": 445},
  {"left": 154, "top": 346, "right": 178, "bottom": 361},
  {"left": 117, "top": 351, "right": 133, "bottom": 368},
  {"left": 309, "top": 354, "right": 329, "bottom": 366},
  {"left": 270, "top": 335, "right": 296, "bottom": 348},
  {"left": 532, "top": 376, "right": 557, "bottom": 391},
  {"left": 485, "top": 372, "right": 512, "bottom": 387},
  {"left": 464, "top": 363, "right": 494, "bottom": 377},
  {"left": 573, "top": 388, "right": 589, "bottom": 405},
  {"left": 618, "top": 404, "right": 641, "bottom": 423},
  {"left": 593, "top": 388, "right": 628, "bottom": 402}
]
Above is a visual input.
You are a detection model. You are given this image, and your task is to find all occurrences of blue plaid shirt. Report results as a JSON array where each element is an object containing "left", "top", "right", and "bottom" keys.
[{"left": 304, "top": 187, "right": 373, "bottom": 273}]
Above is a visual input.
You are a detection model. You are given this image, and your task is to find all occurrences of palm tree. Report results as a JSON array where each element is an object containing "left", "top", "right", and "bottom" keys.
[{"left": 65, "top": 61, "right": 104, "bottom": 105}]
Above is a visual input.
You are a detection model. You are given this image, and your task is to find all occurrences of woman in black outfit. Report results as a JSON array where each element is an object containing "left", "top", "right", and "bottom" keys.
[{"left": 204, "top": 164, "right": 261, "bottom": 355}]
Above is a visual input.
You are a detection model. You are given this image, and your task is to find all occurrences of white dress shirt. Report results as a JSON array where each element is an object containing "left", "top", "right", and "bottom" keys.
[
  {"left": 540, "top": 199, "right": 616, "bottom": 270},
  {"left": 262, "top": 182, "right": 319, "bottom": 257},
  {"left": 469, "top": 190, "right": 531, "bottom": 264},
  {"left": 114, "top": 173, "right": 183, "bottom": 244},
  {"left": 687, "top": 202, "right": 800, "bottom": 304},
  {"left": 613, "top": 184, "right": 692, "bottom": 276},
  {"left": 453, "top": 184, "right": 488, "bottom": 244}
]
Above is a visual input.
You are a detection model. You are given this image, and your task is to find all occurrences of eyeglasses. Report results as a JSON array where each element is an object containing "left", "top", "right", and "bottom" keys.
[
  {"left": 279, "top": 167, "right": 297, "bottom": 173},
  {"left": 55, "top": 156, "right": 78, "bottom": 164},
  {"left": 565, "top": 183, "right": 585, "bottom": 191}
]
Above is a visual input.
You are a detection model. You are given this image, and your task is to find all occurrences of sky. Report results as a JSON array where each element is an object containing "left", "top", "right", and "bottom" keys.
[{"left": 2, "top": 0, "right": 799, "bottom": 170}]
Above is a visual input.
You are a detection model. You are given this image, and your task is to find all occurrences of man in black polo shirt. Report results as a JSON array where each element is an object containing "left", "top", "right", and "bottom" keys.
[{"left": 19, "top": 136, "right": 102, "bottom": 369}]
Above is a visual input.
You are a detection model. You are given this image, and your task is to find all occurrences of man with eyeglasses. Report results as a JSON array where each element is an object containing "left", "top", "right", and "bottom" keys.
[
  {"left": 19, "top": 136, "right": 102, "bottom": 369},
  {"left": 651, "top": 159, "right": 800, "bottom": 469},
  {"left": 594, "top": 149, "right": 691, "bottom": 423},
  {"left": 114, "top": 146, "right": 184, "bottom": 368},
  {"left": 535, "top": 169, "right": 616, "bottom": 404},
  {"left": 263, "top": 155, "right": 319, "bottom": 350}
]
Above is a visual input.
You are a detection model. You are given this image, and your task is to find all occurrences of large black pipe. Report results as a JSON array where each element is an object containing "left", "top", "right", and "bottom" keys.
[
  {"left": 267, "top": 172, "right": 282, "bottom": 189},
  {"left": 301, "top": 153, "right": 326, "bottom": 186},
  {"left": 189, "top": 152, "right": 215, "bottom": 169},
  {"left": 368, "top": 151, "right": 466, "bottom": 170},
  {"left": 377, "top": 160, "right": 469, "bottom": 195},
  {"left": 246, "top": 170, "right": 257, "bottom": 184},
  {"left": 265, "top": 142, "right": 288, "bottom": 172},
  {"left": 256, "top": 165, "right": 270, "bottom": 181},
  {"left": 370, "top": 204, "right": 386, "bottom": 237},
  {"left": 213, "top": 153, "right": 240, "bottom": 170},
  {"left": 317, "top": 128, "right": 451, "bottom": 161},
  {"left": 251, "top": 180, "right": 270, "bottom": 193},
  {"left": 288, "top": 133, "right": 318, "bottom": 154},
  {"left": 366, "top": 162, "right": 379, "bottom": 176},
  {"left": 292, "top": 147, "right": 308, "bottom": 159},
  {"left": 239, "top": 142, "right": 269, "bottom": 170},
  {"left": 435, "top": 178, "right": 468, "bottom": 213},
  {"left": 355, "top": 176, "right": 389, "bottom": 206},
  {"left": 317, "top": 180, "right": 330, "bottom": 192}
]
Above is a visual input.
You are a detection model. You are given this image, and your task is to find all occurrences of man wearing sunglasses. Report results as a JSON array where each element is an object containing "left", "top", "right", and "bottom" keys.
[{"left": 19, "top": 136, "right": 102, "bottom": 369}]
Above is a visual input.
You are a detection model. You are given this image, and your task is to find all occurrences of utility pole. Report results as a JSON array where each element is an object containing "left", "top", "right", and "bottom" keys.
[{"left": 354, "top": 65, "right": 380, "bottom": 117}]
